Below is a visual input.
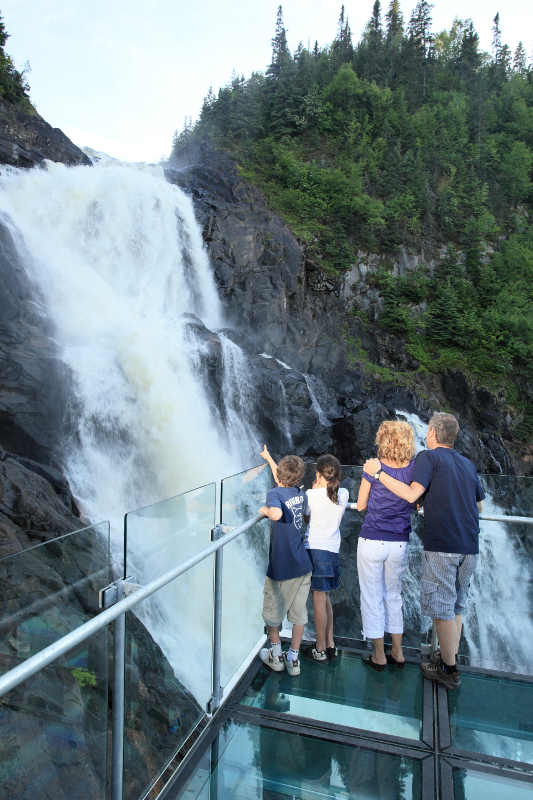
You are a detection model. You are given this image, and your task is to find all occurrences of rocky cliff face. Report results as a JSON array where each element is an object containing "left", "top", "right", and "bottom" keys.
[
  {"left": 166, "top": 143, "right": 523, "bottom": 476},
  {"left": 0, "top": 98, "right": 90, "bottom": 169}
]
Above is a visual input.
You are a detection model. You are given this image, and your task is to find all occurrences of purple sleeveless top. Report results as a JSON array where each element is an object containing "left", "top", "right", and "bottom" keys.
[{"left": 360, "top": 460, "right": 415, "bottom": 542}]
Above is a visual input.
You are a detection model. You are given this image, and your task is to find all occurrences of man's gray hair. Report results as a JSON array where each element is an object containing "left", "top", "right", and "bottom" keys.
[{"left": 429, "top": 412, "right": 459, "bottom": 446}]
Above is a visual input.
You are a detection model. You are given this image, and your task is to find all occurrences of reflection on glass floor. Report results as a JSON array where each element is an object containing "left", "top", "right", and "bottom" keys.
[
  {"left": 448, "top": 672, "right": 533, "bottom": 763},
  {"left": 242, "top": 650, "right": 423, "bottom": 741},
  {"left": 452, "top": 766, "right": 533, "bottom": 799},
  {"left": 179, "top": 720, "right": 421, "bottom": 800}
]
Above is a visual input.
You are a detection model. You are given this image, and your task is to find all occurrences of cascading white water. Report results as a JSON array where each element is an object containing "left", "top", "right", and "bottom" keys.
[
  {"left": 218, "top": 333, "right": 260, "bottom": 461},
  {"left": 303, "top": 373, "right": 329, "bottom": 426},
  {"left": 279, "top": 380, "right": 293, "bottom": 449},
  {"left": 0, "top": 159, "right": 264, "bottom": 703},
  {"left": 0, "top": 161, "right": 232, "bottom": 516}
]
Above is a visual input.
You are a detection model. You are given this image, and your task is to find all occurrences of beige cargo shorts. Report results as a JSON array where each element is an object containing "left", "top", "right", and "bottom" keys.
[{"left": 262, "top": 572, "right": 312, "bottom": 627}]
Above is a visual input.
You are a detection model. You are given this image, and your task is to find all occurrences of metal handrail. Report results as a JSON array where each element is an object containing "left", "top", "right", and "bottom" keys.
[
  {"left": 2, "top": 508, "right": 531, "bottom": 698},
  {"left": 0, "top": 513, "right": 263, "bottom": 699},
  {"left": 346, "top": 503, "right": 533, "bottom": 524}
]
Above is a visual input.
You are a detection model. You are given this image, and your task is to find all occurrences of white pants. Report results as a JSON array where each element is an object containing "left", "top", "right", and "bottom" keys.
[{"left": 357, "top": 537, "right": 408, "bottom": 639}]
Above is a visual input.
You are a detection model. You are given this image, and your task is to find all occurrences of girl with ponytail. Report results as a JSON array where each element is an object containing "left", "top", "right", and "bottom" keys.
[{"left": 305, "top": 454, "right": 349, "bottom": 661}]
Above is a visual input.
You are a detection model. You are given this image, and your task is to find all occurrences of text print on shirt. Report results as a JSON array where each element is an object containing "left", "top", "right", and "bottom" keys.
[{"left": 285, "top": 494, "right": 305, "bottom": 530}]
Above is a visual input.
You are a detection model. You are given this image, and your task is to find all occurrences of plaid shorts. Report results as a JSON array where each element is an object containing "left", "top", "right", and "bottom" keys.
[{"left": 420, "top": 551, "right": 478, "bottom": 621}]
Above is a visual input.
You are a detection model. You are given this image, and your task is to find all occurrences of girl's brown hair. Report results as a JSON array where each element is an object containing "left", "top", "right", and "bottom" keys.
[
  {"left": 376, "top": 420, "right": 415, "bottom": 463},
  {"left": 316, "top": 454, "right": 342, "bottom": 504}
]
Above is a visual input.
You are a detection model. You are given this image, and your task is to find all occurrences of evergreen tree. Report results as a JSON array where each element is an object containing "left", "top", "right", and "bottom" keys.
[
  {"left": 490, "top": 13, "right": 511, "bottom": 83},
  {"left": 408, "top": 0, "right": 434, "bottom": 58},
  {"left": 384, "top": 0, "right": 403, "bottom": 86},
  {"left": 513, "top": 42, "right": 527, "bottom": 75},
  {"left": 331, "top": 5, "right": 353, "bottom": 70},
  {"left": 0, "top": 12, "right": 31, "bottom": 105},
  {"left": 0, "top": 14, "right": 8, "bottom": 48},
  {"left": 405, "top": 0, "right": 434, "bottom": 101},
  {"left": 385, "top": 0, "right": 403, "bottom": 44},
  {"left": 360, "top": 1, "right": 385, "bottom": 82},
  {"left": 267, "top": 5, "right": 291, "bottom": 79},
  {"left": 491, "top": 13, "right": 502, "bottom": 60}
]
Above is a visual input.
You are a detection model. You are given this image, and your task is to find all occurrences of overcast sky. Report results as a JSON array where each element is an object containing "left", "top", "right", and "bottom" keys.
[{"left": 1, "top": 0, "right": 530, "bottom": 162}]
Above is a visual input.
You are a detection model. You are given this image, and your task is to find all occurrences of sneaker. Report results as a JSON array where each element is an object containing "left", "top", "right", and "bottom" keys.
[
  {"left": 283, "top": 652, "right": 301, "bottom": 676},
  {"left": 260, "top": 647, "right": 285, "bottom": 672},
  {"left": 311, "top": 647, "right": 328, "bottom": 662},
  {"left": 420, "top": 660, "right": 461, "bottom": 689}
]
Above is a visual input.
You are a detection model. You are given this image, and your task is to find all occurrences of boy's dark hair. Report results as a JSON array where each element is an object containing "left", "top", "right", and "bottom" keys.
[
  {"left": 316, "top": 454, "right": 342, "bottom": 504},
  {"left": 277, "top": 455, "right": 305, "bottom": 487}
]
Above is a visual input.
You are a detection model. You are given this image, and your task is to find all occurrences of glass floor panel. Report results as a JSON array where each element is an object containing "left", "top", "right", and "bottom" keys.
[
  {"left": 242, "top": 650, "right": 423, "bottom": 741},
  {"left": 452, "top": 767, "right": 533, "bottom": 799},
  {"left": 179, "top": 720, "right": 421, "bottom": 799},
  {"left": 448, "top": 672, "right": 533, "bottom": 764}
]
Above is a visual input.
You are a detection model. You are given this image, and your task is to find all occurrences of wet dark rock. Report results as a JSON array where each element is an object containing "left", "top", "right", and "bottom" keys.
[
  {"left": 0, "top": 98, "right": 90, "bottom": 169},
  {"left": 0, "top": 218, "right": 73, "bottom": 467}
]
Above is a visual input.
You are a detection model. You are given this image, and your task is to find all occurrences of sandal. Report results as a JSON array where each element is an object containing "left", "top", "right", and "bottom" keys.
[
  {"left": 386, "top": 653, "right": 405, "bottom": 669},
  {"left": 361, "top": 654, "right": 386, "bottom": 671}
]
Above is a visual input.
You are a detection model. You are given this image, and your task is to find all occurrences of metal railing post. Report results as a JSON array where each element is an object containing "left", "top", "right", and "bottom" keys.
[
  {"left": 210, "top": 524, "right": 225, "bottom": 714},
  {"left": 112, "top": 583, "right": 126, "bottom": 800},
  {"left": 430, "top": 621, "right": 438, "bottom": 656}
]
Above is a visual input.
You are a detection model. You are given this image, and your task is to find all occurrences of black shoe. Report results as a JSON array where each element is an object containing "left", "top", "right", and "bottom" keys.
[
  {"left": 361, "top": 654, "right": 386, "bottom": 671},
  {"left": 303, "top": 645, "right": 328, "bottom": 662},
  {"left": 326, "top": 646, "right": 338, "bottom": 660},
  {"left": 386, "top": 653, "right": 405, "bottom": 669}
]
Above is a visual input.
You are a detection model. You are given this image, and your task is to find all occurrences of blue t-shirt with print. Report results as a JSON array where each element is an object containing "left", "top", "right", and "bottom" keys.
[
  {"left": 265, "top": 486, "right": 312, "bottom": 581},
  {"left": 413, "top": 447, "right": 485, "bottom": 555}
]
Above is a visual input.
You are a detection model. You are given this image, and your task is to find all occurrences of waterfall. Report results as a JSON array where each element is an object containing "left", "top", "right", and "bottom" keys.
[
  {"left": 303, "top": 373, "right": 329, "bottom": 426},
  {"left": 279, "top": 380, "right": 293, "bottom": 449},
  {"left": 0, "top": 160, "right": 262, "bottom": 703},
  {"left": 219, "top": 333, "right": 260, "bottom": 462}
]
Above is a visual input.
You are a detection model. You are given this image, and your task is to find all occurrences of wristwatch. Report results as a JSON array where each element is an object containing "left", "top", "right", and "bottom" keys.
[{"left": 374, "top": 466, "right": 382, "bottom": 480}]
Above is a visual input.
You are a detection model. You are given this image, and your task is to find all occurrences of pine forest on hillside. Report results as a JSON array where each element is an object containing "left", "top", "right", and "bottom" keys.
[{"left": 173, "top": 3, "right": 533, "bottom": 440}]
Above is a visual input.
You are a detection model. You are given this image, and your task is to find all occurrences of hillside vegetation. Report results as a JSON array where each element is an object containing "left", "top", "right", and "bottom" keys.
[
  {"left": 0, "top": 14, "right": 31, "bottom": 108},
  {"left": 172, "top": 3, "right": 533, "bottom": 440}
]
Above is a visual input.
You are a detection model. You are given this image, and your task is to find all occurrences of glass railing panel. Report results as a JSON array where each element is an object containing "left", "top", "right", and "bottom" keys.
[
  {"left": 242, "top": 649, "right": 424, "bottom": 741},
  {"left": 219, "top": 464, "right": 272, "bottom": 688},
  {"left": 0, "top": 521, "right": 110, "bottom": 799},
  {"left": 0, "top": 521, "right": 111, "bottom": 673},
  {"left": 462, "top": 515, "right": 533, "bottom": 675},
  {"left": 452, "top": 766, "right": 533, "bottom": 799},
  {"left": 457, "top": 475, "right": 532, "bottom": 674},
  {"left": 0, "top": 628, "right": 109, "bottom": 798},
  {"left": 334, "top": 465, "right": 367, "bottom": 641},
  {"left": 448, "top": 672, "right": 533, "bottom": 764},
  {"left": 123, "top": 553, "right": 215, "bottom": 800},
  {"left": 177, "top": 719, "right": 422, "bottom": 799},
  {"left": 124, "top": 482, "right": 216, "bottom": 580},
  {"left": 317, "top": 467, "right": 533, "bottom": 675}
]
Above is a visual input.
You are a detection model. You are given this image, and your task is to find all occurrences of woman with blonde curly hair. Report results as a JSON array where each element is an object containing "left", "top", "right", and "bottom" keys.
[{"left": 356, "top": 420, "right": 416, "bottom": 670}]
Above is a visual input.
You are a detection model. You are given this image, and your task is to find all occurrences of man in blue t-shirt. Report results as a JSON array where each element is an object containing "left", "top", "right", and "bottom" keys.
[
  {"left": 258, "top": 446, "right": 312, "bottom": 677},
  {"left": 364, "top": 412, "right": 484, "bottom": 690}
]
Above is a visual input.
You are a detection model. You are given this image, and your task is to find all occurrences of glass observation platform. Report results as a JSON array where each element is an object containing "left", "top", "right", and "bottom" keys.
[{"left": 0, "top": 466, "right": 532, "bottom": 800}]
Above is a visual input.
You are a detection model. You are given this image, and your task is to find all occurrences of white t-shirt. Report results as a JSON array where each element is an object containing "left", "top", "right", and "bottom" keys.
[{"left": 305, "top": 487, "right": 349, "bottom": 553}]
